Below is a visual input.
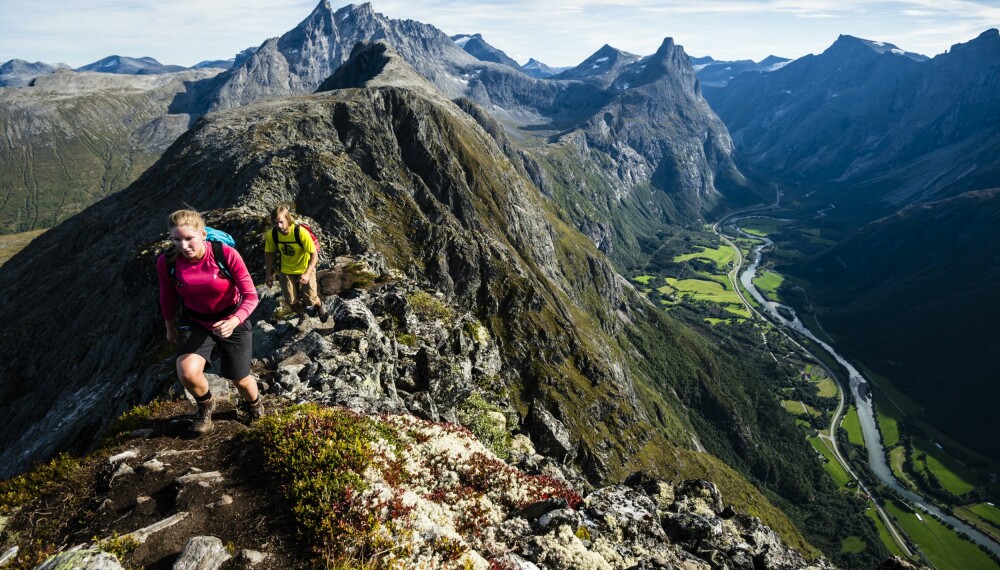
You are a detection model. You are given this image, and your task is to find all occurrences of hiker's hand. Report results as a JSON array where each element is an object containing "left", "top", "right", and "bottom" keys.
[
  {"left": 213, "top": 316, "right": 240, "bottom": 338},
  {"left": 166, "top": 323, "right": 178, "bottom": 344},
  {"left": 265, "top": 273, "right": 274, "bottom": 287},
  {"left": 299, "top": 271, "right": 311, "bottom": 285}
]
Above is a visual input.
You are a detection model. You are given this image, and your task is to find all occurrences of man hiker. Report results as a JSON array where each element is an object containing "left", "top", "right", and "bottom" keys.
[{"left": 264, "top": 205, "right": 329, "bottom": 323}]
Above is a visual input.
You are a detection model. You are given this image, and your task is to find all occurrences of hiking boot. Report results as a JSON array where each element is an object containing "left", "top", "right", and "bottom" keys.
[
  {"left": 190, "top": 397, "right": 216, "bottom": 435},
  {"left": 316, "top": 303, "right": 330, "bottom": 324},
  {"left": 240, "top": 397, "right": 266, "bottom": 423}
]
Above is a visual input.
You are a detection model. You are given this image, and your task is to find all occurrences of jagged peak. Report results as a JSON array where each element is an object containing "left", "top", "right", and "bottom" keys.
[
  {"left": 334, "top": 1, "right": 376, "bottom": 18},
  {"left": 315, "top": 40, "right": 439, "bottom": 96}
]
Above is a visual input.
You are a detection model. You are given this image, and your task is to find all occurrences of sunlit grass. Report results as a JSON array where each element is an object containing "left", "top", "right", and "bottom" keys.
[
  {"left": 841, "top": 407, "right": 865, "bottom": 447},
  {"left": 752, "top": 270, "right": 784, "bottom": 301},
  {"left": 885, "top": 501, "right": 1000, "bottom": 570},
  {"left": 0, "top": 229, "right": 47, "bottom": 267},
  {"left": 673, "top": 245, "right": 735, "bottom": 266},
  {"left": 807, "top": 436, "right": 851, "bottom": 487},
  {"left": 865, "top": 506, "right": 906, "bottom": 558}
]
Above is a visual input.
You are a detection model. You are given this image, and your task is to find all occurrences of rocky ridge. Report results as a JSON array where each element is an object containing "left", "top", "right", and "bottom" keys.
[{"left": 0, "top": 278, "right": 835, "bottom": 569}]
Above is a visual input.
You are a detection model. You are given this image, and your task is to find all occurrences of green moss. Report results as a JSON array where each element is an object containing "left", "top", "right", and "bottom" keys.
[
  {"left": 0, "top": 453, "right": 80, "bottom": 512},
  {"left": 396, "top": 333, "right": 418, "bottom": 347},
  {"left": 345, "top": 261, "right": 377, "bottom": 290},
  {"left": 575, "top": 526, "right": 592, "bottom": 541},
  {"left": 95, "top": 533, "right": 140, "bottom": 567},
  {"left": 407, "top": 290, "right": 453, "bottom": 321},
  {"left": 457, "top": 393, "right": 511, "bottom": 460},
  {"left": 104, "top": 400, "right": 168, "bottom": 442}
]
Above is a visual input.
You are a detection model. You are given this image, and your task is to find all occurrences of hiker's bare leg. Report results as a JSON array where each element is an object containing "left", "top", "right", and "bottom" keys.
[
  {"left": 176, "top": 353, "right": 209, "bottom": 398},
  {"left": 232, "top": 375, "right": 259, "bottom": 402}
]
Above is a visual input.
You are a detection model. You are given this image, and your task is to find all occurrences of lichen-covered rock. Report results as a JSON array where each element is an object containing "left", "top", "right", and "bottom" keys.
[
  {"left": 35, "top": 546, "right": 124, "bottom": 570},
  {"left": 172, "top": 536, "right": 231, "bottom": 570}
]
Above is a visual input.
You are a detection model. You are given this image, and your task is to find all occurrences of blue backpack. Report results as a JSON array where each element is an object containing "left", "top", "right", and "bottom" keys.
[{"left": 205, "top": 226, "right": 236, "bottom": 247}]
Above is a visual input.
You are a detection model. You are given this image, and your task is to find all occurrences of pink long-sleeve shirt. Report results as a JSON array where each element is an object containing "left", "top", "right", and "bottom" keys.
[{"left": 157, "top": 243, "right": 259, "bottom": 330}]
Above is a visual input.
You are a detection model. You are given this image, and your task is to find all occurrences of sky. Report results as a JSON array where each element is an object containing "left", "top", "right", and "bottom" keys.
[{"left": 1, "top": 0, "right": 998, "bottom": 69}]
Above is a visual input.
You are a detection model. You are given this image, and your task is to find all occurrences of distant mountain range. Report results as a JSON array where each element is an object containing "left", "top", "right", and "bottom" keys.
[
  {"left": 692, "top": 54, "right": 790, "bottom": 88},
  {"left": 75, "top": 55, "right": 187, "bottom": 74},
  {"left": 706, "top": 30, "right": 1000, "bottom": 209},
  {"left": 0, "top": 0, "right": 747, "bottom": 239}
]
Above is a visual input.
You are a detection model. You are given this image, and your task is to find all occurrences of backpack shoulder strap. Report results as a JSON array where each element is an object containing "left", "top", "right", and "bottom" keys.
[
  {"left": 293, "top": 224, "right": 305, "bottom": 249},
  {"left": 167, "top": 254, "right": 181, "bottom": 288},
  {"left": 211, "top": 240, "right": 234, "bottom": 283},
  {"left": 271, "top": 227, "right": 279, "bottom": 250}
]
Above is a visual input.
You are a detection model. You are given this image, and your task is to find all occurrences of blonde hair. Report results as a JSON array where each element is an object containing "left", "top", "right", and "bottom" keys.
[
  {"left": 168, "top": 209, "right": 206, "bottom": 232},
  {"left": 166, "top": 209, "right": 206, "bottom": 261},
  {"left": 270, "top": 205, "right": 295, "bottom": 226}
]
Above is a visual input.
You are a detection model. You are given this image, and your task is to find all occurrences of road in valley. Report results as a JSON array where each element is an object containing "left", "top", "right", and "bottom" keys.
[{"left": 713, "top": 193, "right": 1000, "bottom": 560}]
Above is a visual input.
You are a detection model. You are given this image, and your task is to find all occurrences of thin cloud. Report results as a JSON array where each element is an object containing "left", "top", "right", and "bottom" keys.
[{"left": 1, "top": 0, "right": 996, "bottom": 67}]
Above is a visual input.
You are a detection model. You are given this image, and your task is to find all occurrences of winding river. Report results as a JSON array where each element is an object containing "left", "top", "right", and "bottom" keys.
[{"left": 734, "top": 222, "right": 1000, "bottom": 558}]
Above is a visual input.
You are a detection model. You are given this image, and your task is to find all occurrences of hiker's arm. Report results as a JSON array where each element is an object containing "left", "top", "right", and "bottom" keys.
[
  {"left": 165, "top": 320, "right": 178, "bottom": 344},
  {"left": 265, "top": 252, "right": 275, "bottom": 286},
  {"left": 300, "top": 238, "right": 318, "bottom": 284}
]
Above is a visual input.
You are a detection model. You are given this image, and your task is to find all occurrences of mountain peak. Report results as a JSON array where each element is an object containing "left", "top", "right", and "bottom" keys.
[
  {"left": 316, "top": 40, "right": 438, "bottom": 96},
  {"left": 826, "top": 35, "right": 927, "bottom": 61},
  {"left": 949, "top": 27, "right": 1000, "bottom": 54}
]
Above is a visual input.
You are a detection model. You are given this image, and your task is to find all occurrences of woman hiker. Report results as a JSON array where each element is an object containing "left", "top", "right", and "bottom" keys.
[
  {"left": 264, "top": 205, "right": 329, "bottom": 322},
  {"left": 157, "top": 209, "right": 263, "bottom": 434}
]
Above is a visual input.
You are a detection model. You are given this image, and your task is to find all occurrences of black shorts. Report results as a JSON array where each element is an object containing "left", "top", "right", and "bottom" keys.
[{"left": 177, "top": 320, "right": 253, "bottom": 381}]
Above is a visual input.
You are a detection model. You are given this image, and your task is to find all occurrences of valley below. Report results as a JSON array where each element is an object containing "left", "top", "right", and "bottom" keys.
[{"left": 684, "top": 191, "right": 1000, "bottom": 569}]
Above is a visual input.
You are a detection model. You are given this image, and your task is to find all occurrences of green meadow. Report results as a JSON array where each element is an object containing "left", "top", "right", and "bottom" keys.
[
  {"left": 808, "top": 436, "right": 851, "bottom": 487},
  {"left": 841, "top": 407, "right": 865, "bottom": 447},
  {"left": 885, "top": 501, "right": 1000, "bottom": 570},
  {"left": 871, "top": 387, "right": 903, "bottom": 448},
  {"left": 889, "top": 447, "right": 917, "bottom": 490},
  {"left": 782, "top": 400, "right": 821, "bottom": 418},
  {"left": 673, "top": 245, "right": 736, "bottom": 267},
  {"left": 814, "top": 378, "right": 838, "bottom": 398},
  {"left": 752, "top": 270, "right": 784, "bottom": 301},
  {"left": 738, "top": 217, "right": 787, "bottom": 237},
  {"left": 865, "top": 506, "right": 906, "bottom": 558},
  {"left": 912, "top": 438, "right": 980, "bottom": 497},
  {"left": 840, "top": 536, "right": 866, "bottom": 553},
  {"left": 968, "top": 503, "right": 1000, "bottom": 528}
]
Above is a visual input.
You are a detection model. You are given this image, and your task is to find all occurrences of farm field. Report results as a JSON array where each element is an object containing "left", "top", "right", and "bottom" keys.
[
  {"left": 912, "top": 438, "right": 981, "bottom": 497},
  {"left": 841, "top": 406, "right": 865, "bottom": 447},
  {"left": 885, "top": 501, "right": 1000, "bottom": 570},
  {"left": 865, "top": 506, "right": 906, "bottom": 558},
  {"left": 808, "top": 436, "right": 851, "bottom": 487}
]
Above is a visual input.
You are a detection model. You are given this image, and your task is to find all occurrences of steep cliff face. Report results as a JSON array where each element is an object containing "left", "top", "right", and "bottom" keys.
[{"left": 529, "top": 39, "right": 757, "bottom": 269}]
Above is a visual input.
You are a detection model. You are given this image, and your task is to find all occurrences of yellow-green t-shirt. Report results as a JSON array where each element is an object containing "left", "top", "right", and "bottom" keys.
[{"left": 265, "top": 225, "right": 316, "bottom": 275}]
